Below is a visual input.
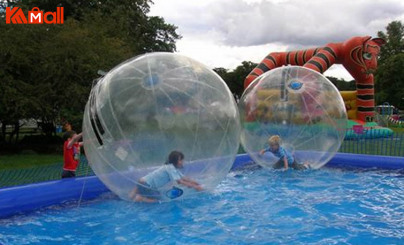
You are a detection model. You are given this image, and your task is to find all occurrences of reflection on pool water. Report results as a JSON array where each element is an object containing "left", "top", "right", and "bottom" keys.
[{"left": 0, "top": 167, "right": 403, "bottom": 244}]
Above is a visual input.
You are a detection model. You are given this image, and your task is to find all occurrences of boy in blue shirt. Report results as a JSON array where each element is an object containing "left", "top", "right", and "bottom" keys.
[
  {"left": 130, "top": 151, "right": 203, "bottom": 202},
  {"left": 259, "top": 135, "right": 309, "bottom": 170}
]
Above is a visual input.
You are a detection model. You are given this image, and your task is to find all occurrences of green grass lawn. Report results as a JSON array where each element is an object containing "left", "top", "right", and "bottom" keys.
[
  {"left": 391, "top": 127, "right": 404, "bottom": 133},
  {"left": 0, "top": 154, "right": 63, "bottom": 170},
  {"left": 0, "top": 154, "right": 92, "bottom": 188}
]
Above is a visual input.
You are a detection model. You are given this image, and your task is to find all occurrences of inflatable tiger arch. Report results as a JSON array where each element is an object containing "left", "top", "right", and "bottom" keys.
[{"left": 245, "top": 36, "right": 385, "bottom": 122}]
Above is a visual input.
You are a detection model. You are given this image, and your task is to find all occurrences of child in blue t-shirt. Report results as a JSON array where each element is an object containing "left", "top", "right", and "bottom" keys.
[
  {"left": 259, "top": 135, "right": 309, "bottom": 170},
  {"left": 130, "top": 151, "right": 203, "bottom": 202}
]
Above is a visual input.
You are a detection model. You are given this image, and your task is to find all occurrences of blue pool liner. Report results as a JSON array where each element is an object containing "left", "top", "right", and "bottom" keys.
[{"left": 0, "top": 152, "right": 403, "bottom": 219}]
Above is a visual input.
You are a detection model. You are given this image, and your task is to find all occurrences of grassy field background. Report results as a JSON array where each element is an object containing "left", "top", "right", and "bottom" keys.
[{"left": 0, "top": 154, "right": 62, "bottom": 170}]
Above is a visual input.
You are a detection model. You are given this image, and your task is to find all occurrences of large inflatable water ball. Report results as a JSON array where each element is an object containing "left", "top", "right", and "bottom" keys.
[
  {"left": 82, "top": 53, "right": 240, "bottom": 201},
  {"left": 239, "top": 66, "right": 347, "bottom": 169}
]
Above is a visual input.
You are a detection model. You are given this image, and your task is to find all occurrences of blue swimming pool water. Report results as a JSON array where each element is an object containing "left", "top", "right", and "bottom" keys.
[{"left": 0, "top": 167, "right": 403, "bottom": 245}]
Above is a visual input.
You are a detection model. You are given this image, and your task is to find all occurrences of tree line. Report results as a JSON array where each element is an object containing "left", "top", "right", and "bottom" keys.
[
  {"left": 0, "top": 0, "right": 403, "bottom": 146},
  {"left": 0, "top": 0, "right": 180, "bottom": 144},
  {"left": 375, "top": 21, "right": 404, "bottom": 109}
]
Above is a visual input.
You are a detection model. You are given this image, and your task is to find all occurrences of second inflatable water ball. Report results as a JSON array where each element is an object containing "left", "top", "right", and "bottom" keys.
[{"left": 239, "top": 66, "right": 347, "bottom": 169}]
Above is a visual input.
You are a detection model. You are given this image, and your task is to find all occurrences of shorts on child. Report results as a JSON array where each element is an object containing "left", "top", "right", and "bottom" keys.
[
  {"left": 136, "top": 182, "right": 161, "bottom": 199},
  {"left": 273, "top": 159, "right": 307, "bottom": 170}
]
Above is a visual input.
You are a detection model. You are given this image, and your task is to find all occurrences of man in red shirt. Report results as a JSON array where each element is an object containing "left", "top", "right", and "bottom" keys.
[{"left": 62, "top": 131, "right": 83, "bottom": 178}]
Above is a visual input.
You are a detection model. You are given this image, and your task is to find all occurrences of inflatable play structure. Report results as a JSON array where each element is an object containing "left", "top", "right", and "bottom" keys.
[
  {"left": 245, "top": 36, "right": 394, "bottom": 138},
  {"left": 340, "top": 91, "right": 393, "bottom": 138}
]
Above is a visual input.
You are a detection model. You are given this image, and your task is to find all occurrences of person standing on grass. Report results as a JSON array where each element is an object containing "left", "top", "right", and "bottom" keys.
[{"left": 62, "top": 131, "right": 83, "bottom": 178}]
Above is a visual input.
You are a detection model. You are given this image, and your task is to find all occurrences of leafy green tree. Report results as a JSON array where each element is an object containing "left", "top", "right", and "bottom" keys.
[
  {"left": 375, "top": 54, "right": 404, "bottom": 108},
  {"left": 213, "top": 67, "right": 230, "bottom": 85},
  {"left": 0, "top": 78, "right": 33, "bottom": 143},
  {"left": 0, "top": 20, "right": 46, "bottom": 142},
  {"left": 230, "top": 61, "right": 257, "bottom": 96},
  {"left": 376, "top": 20, "right": 404, "bottom": 109},
  {"left": 377, "top": 21, "right": 404, "bottom": 63},
  {"left": 20, "top": 0, "right": 180, "bottom": 53},
  {"left": 215, "top": 61, "right": 257, "bottom": 99},
  {"left": 0, "top": 0, "right": 181, "bottom": 144}
]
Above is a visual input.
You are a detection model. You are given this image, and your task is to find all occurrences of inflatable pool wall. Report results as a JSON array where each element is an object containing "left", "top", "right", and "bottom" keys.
[{"left": 0, "top": 153, "right": 403, "bottom": 219}]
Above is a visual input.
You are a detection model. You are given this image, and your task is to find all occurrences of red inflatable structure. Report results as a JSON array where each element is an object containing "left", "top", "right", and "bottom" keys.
[{"left": 245, "top": 36, "right": 385, "bottom": 122}]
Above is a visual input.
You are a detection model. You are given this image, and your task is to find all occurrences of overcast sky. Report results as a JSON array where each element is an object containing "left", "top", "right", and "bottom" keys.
[{"left": 149, "top": 0, "right": 404, "bottom": 80}]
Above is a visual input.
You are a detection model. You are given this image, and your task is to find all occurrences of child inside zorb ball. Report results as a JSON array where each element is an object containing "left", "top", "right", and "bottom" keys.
[
  {"left": 82, "top": 53, "right": 241, "bottom": 202},
  {"left": 129, "top": 151, "right": 203, "bottom": 202},
  {"left": 259, "top": 135, "right": 309, "bottom": 170},
  {"left": 239, "top": 66, "right": 347, "bottom": 170}
]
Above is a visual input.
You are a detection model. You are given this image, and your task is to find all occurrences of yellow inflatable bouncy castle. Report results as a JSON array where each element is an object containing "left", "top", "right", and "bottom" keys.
[{"left": 340, "top": 91, "right": 357, "bottom": 120}]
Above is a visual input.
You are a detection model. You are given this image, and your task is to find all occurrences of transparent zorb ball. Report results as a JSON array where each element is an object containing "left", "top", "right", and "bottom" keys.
[
  {"left": 83, "top": 53, "right": 240, "bottom": 201},
  {"left": 239, "top": 66, "right": 347, "bottom": 169}
]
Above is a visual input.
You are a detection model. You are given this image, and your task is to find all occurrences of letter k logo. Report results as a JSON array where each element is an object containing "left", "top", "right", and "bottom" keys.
[{"left": 6, "top": 7, "right": 28, "bottom": 24}]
